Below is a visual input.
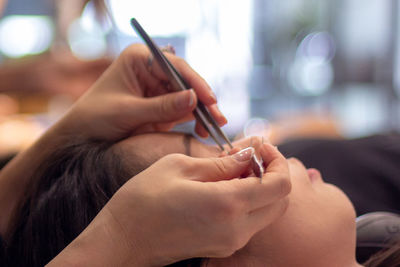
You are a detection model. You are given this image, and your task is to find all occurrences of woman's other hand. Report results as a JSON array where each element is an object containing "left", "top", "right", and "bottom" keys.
[
  {"left": 57, "top": 43, "right": 226, "bottom": 141},
  {"left": 53, "top": 143, "right": 290, "bottom": 266},
  {"left": 0, "top": 43, "right": 225, "bottom": 237}
]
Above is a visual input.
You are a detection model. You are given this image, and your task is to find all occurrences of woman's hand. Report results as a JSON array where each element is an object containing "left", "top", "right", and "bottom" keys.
[
  {"left": 57, "top": 43, "right": 225, "bottom": 141},
  {"left": 50, "top": 143, "right": 290, "bottom": 266},
  {"left": 0, "top": 43, "right": 226, "bottom": 236}
]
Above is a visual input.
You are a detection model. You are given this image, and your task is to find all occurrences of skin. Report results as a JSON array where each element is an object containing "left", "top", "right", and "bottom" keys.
[
  {"left": 210, "top": 159, "right": 362, "bottom": 267},
  {"left": 0, "top": 3, "right": 287, "bottom": 265},
  {"left": 113, "top": 133, "right": 363, "bottom": 267},
  {"left": 0, "top": 41, "right": 288, "bottom": 266},
  {"left": 48, "top": 143, "right": 290, "bottom": 266},
  {"left": 0, "top": 43, "right": 224, "bottom": 237},
  {"left": 0, "top": 1, "right": 4, "bottom": 17}
]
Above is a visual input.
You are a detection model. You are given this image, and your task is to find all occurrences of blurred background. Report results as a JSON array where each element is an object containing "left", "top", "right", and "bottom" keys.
[{"left": 0, "top": 0, "right": 399, "bottom": 158}]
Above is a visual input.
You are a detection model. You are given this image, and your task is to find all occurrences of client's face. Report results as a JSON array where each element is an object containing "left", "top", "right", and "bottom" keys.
[
  {"left": 224, "top": 158, "right": 358, "bottom": 267},
  {"left": 113, "top": 133, "right": 358, "bottom": 267}
]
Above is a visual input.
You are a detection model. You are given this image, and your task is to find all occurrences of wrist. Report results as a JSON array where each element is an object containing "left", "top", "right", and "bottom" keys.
[
  {"left": 100, "top": 194, "right": 186, "bottom": 267},
  {"left": 47, "top": 208, "right": 151, "bottom": 267},
  {"left": 49, "top": 110, "right": 86, "bottom": 141}
]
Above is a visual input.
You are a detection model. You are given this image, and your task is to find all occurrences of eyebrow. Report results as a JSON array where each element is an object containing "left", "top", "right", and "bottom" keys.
[{"left": 180, "top": 133, "right": 222, "bottom": 158}]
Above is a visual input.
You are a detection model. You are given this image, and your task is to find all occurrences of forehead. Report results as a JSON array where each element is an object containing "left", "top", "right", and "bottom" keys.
[
  {"left": 112, "top": 132, "right": 220, "bottom": 175},
  {"left": 123, "top": 132, "right": 191, "bottom": 152}
]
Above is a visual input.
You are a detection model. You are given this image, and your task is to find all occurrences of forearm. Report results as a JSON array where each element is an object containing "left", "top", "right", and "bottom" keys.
[
  {"left": 0, "top": 123, "right": 70, "bottom": 236},
  {"left": 46, "top": 207, "right": 152, "bottom": 267}
]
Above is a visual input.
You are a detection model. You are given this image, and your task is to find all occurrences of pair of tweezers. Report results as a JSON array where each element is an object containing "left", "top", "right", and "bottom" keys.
[
  {"left": 131, "top": 18, "right": 232, "bottom": 152},
  {"left": 130, "top": 18, "right": 264, "bottom": 178}
]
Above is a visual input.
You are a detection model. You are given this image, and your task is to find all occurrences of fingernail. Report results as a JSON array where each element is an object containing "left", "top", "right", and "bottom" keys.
[
  {"left": 215, "top": 106, "right": 227, "bottom": 125},
  {"left": 188, "top": 89, "right": 195, "bottom": 106},
  {"left": 210, "top": 91, "right": 217, "bottom": 103},
  {"left": 233, "top": 147, "right": 254, "bottom": 162},
  {"left": 221, "top": 115, "right": 228, "bottom": 125},
  {"left": 175, "top": 90, "right": 194, "bottom": 110}
]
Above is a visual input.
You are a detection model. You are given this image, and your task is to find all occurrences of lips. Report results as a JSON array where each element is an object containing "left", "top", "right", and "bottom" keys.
[{"left": 307, "top": 168, "right": 322, "bottom": 183}]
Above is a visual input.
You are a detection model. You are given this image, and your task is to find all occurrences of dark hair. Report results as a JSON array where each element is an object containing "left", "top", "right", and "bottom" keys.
[
  {"left": 4, "top": 140, "right": 126, "bottom": 266},
  {"left": 363, "top": 243, "right": 400, "bottom": 267},
  {"left": 4, "top": 140, "right": 203, "bottom": 266},
  {"left": 6, "top": 139, "right": 400, "bottom": 267}
]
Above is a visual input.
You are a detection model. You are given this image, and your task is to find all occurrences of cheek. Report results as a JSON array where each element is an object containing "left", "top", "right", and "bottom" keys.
[
  {"left": 317, "top": 184, "right": 357, "bottom": 242},
  {"left": 247, "top": 183, "right": 356, "bottom": 266}
]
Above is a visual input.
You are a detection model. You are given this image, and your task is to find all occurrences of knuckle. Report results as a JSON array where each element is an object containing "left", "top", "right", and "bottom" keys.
[
  {"left": 278, "top": 175, "right": 292, "bottom": 197},
  {"left": 215, "top": 249, "right": 235, "bottom": 258},
  {"left": 287, "top": 157, "right": 301, "bottom": 165},
  {"left": 279, "top": 197, "right": 290, "bottom": 214},
  {"left": 158, "top": 97, "right": 170, "bottom": 117},
  {"left": 212, "top": 230, "right": 243, "bottom": 257},
  {"left": 267, "top": 197, "right": 290, "bottom": 224},
  {"left": 219, "top": 245, "right": 238, "bottom": 257},
  {"left": 213, "top": 244, "right": 236, "bottom": 258},
  {"left": 222, "top": 229, "right": 247, "bottom": 255},
  {"left": 120, "top": 44, "right": 141, "bottom": 59},
  {"left": 208, "top": 207, "right": 249, "bottom": 257},
  {"left": 158, "top": 97, "right": 172, "bottom": 119},
  {"left": 120, "top": 46, "right": 131, "bottom": 58},
  {"left": 119, "top": 44, "right": 150, "bottom": 67},
  {"left": 212, "top": 158, "right": 230, "bottom": 176},
  {"left": 272, "top": 197, "right": 290, "bottom": 221},
  {"left": 211, "top": 195, "right": 240, "bottom": 223},
  {"left": 162, "top": 153, "right": 188, "bottom": 166},
  {"left": 171, "top": 56, "right": 185, "bottom": 68},
  {"left": 250, "top": 136, "right": 263, "bottom": 149}
]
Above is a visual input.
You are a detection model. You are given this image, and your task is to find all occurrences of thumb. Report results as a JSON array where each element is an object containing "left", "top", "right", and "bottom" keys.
[
  {"left": 191, "top": 147, "right": 255, "bottom": 182},
  {"left": 137, "top": 89, "right": 197, "bottom": 124}
]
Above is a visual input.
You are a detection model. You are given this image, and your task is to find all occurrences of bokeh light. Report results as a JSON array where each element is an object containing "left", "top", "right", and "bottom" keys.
[
  {"left": 67, "top": 17, "right": 107, "bottom": 60},
  {"left": 243, "top": 118, "right": 271, "bottom": 138},
  {"left": 289, "top": 31, "right": 335, "bottom": 96},
  {"left": 0, "top": 15, "right": 53, "bottom": 58}
]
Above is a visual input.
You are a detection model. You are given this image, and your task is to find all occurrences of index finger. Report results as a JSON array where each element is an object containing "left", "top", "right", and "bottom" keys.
[
  {"left": 147, "top": 51, "right": 217, "bottom": 105},
  {"left": 140, "top": 47, "right": 227, "bottom": 130},
  {"left": 165, "top": 54, "right": 217, "bottom": 106},
  {"left": 236, "top": 143, "right": 292, "bottom": 210},
  {"left": 260, "top": 143, "right": 290, "bottom": 175}
]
